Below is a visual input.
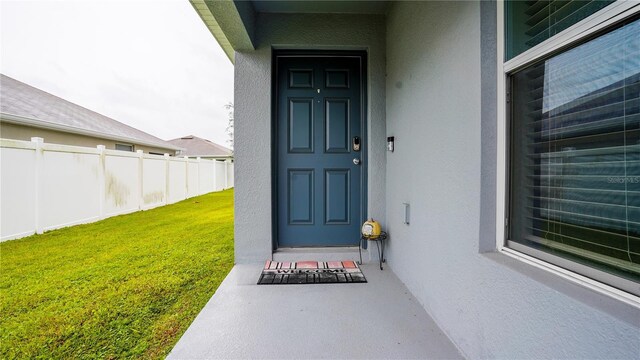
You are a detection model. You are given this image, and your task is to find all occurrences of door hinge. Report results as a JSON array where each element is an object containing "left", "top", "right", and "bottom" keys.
[
  {"left": 505, "top": 217, "right": 509, "bottom": 227},
  {"left": 506, "top": 92, "right": 511, "bottom": 104}
]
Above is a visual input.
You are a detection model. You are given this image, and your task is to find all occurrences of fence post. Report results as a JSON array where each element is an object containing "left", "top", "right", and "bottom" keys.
[
  {"left": 164, "top": 154, "right": 170, "bottom": 205},
  {"left": 212, "top": 159, "right": 218, "bottom": 191},
  {"left": 196, "top": 157, "right": 202, "bottom": 196},
  {"left": 137, "top": 150, "right": 144, "bottom": 209},
  {"left": 225, "top": 159, "right": 231, "bottom": 189},
  {"left": 97, "top": 145, "right": 106, "bottom": 220},
  {"left": 32, "top": 137, "right": 44, "bottom": 234},
  {"left": 183, "top": 156, "right": 189, "bottom": 199}
]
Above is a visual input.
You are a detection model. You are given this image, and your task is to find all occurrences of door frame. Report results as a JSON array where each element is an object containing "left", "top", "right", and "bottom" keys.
[{"left": 271, "top": 50, "right": 368, "bottom": 250}]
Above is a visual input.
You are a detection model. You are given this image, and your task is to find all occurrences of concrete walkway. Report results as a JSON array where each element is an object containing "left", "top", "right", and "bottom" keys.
[{"left": 168, "top": 263, "right": 463, "bottom": 359}]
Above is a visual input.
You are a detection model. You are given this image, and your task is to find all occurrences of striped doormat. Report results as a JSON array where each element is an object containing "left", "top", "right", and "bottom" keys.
[{"left": 258, "top": 260, "right": 367, "bottom": 285}]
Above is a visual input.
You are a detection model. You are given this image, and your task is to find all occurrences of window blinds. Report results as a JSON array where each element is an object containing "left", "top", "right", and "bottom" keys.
[
  {"left": 510, "top": 17, "right": 640, "bottom": 284},
  {"left": 506, "top": 0, "right": 616, "bottom": 60}
]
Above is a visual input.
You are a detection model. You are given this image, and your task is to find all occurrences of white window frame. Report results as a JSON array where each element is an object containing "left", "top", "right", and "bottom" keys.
[{"left": 495, "top": 0, "right": 640, "bottom": 307}]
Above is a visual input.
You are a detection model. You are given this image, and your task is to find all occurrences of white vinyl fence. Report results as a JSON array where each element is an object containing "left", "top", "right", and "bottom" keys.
[{"left": 0, "top": 137, "right": 234, "bottom": 242}]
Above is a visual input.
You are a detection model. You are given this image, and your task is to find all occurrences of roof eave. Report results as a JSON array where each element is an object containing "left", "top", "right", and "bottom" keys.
[
  {"left": 0, "top": 112, "right": 184, "bottom": 152},
  {"left": 190, "top": 0, "right": 256, "bottom": 64},
  {"left": 182, "top": 154, "right": 233, "bottom": 158}
]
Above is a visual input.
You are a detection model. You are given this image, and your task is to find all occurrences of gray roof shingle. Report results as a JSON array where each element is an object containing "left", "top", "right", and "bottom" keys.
[
  {"left": 168, "top": 135, "right": 232, "bottom": 157},
  {"left": 0, "top": 74, "right": 181, "bottom": 150}
]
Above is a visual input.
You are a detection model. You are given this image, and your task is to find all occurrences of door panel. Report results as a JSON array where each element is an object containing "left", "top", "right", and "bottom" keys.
[
  {"left": 325, "top": 99, "right": 350, "bottom": 153},
  {"left": 288, "top": 169, "right": 314, "bottom": 224},
  {"left": 277, "top": 55, "right": 363, "bottom": 247},
  {"left": 325, "top": 169, "right": 350, "bottom": 224},
  {"left": 325, "top": 70, "right": 349, "bottom": 88},
  {"left": 289, "top": 99, "right": 314, "bottom": 153},
  {"left": 289, "top": 69, "right": 314, "bottom": 88}
]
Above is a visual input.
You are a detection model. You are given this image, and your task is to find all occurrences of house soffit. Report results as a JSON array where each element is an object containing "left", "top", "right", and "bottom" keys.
[
  {"left": 191, "top": 0, "right": 390, "bottom": 64},
  {"left": 250, "top": 1, "right": 390, "bottom": 15},
  {"left": 190, "top": 0, "right": 256, "bottom": 63}
]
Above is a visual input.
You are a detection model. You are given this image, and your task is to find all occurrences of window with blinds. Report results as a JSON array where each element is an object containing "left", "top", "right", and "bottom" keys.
[
  {"left": 506, "top": 0, "right": 616, "bottom": 60},
  {"left": 509, "top": 16, "right": 640, "bottom": 294}
]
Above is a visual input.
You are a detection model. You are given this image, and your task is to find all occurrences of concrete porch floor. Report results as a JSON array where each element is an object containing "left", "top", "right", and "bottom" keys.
[{"left": 168, "top": 262, "right": 463, "bottom": 359}]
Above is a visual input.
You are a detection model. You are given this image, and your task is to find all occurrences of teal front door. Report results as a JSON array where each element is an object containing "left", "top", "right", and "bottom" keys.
[{"left": 276, "top": 54, "right": 365, "bottom": 247}]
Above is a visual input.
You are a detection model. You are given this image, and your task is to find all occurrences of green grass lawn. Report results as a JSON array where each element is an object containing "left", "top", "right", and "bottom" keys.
[{"left": 0, "top": 189, "right": 234, "bottom": 359}]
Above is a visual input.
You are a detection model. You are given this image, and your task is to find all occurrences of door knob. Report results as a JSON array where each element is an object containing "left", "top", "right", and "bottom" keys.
[{"left": 353, "top": 158, "right": 361, "bottom": 165}]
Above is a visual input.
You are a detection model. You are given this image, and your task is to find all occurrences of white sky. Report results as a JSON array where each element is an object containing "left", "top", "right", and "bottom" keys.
[{"left": 0, "top": 0, "right": 234, "bottom": 147}]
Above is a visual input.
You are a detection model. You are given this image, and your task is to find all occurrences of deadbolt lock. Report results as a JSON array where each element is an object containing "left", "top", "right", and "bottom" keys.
[{"left": 353, "top": 136, "right": 360, "bottom": 152}]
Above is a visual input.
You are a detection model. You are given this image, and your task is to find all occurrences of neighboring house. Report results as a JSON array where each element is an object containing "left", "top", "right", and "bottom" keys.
[
  {"left": 0, "top": 74, "right": 182, "bottom": 155},
  {"left": 190, "top": 1, "right": 639, "bottom": 359},
  {"left": 168, "top": 135, "right": 233, "bottom": 161}
]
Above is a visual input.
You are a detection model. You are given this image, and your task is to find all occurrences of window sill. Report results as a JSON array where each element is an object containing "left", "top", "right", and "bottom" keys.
[{"left": 495, "top": 246, "right": 640, "bottom": 310}]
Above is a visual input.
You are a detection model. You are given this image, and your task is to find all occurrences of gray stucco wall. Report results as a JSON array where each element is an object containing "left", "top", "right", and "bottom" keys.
[
  {"left": 385, "top": 1, "right": 639, "bottom": 358},
  {"left": 234, "top": 13, "right": 386, "bottom": 263}
]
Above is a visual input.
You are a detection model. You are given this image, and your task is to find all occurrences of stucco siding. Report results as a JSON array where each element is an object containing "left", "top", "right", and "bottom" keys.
[
  {"left": 385, "top": 1, "right": 639, "bottom": 358},
  {"left": 0, "top": 122, "right": 176, "bottom": 155},
  {"left": 233, "top": 13, "right": 386, "bottom": 263},
  {"left": 234, "top": 51, "right": 274, "bottom": 262}
]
